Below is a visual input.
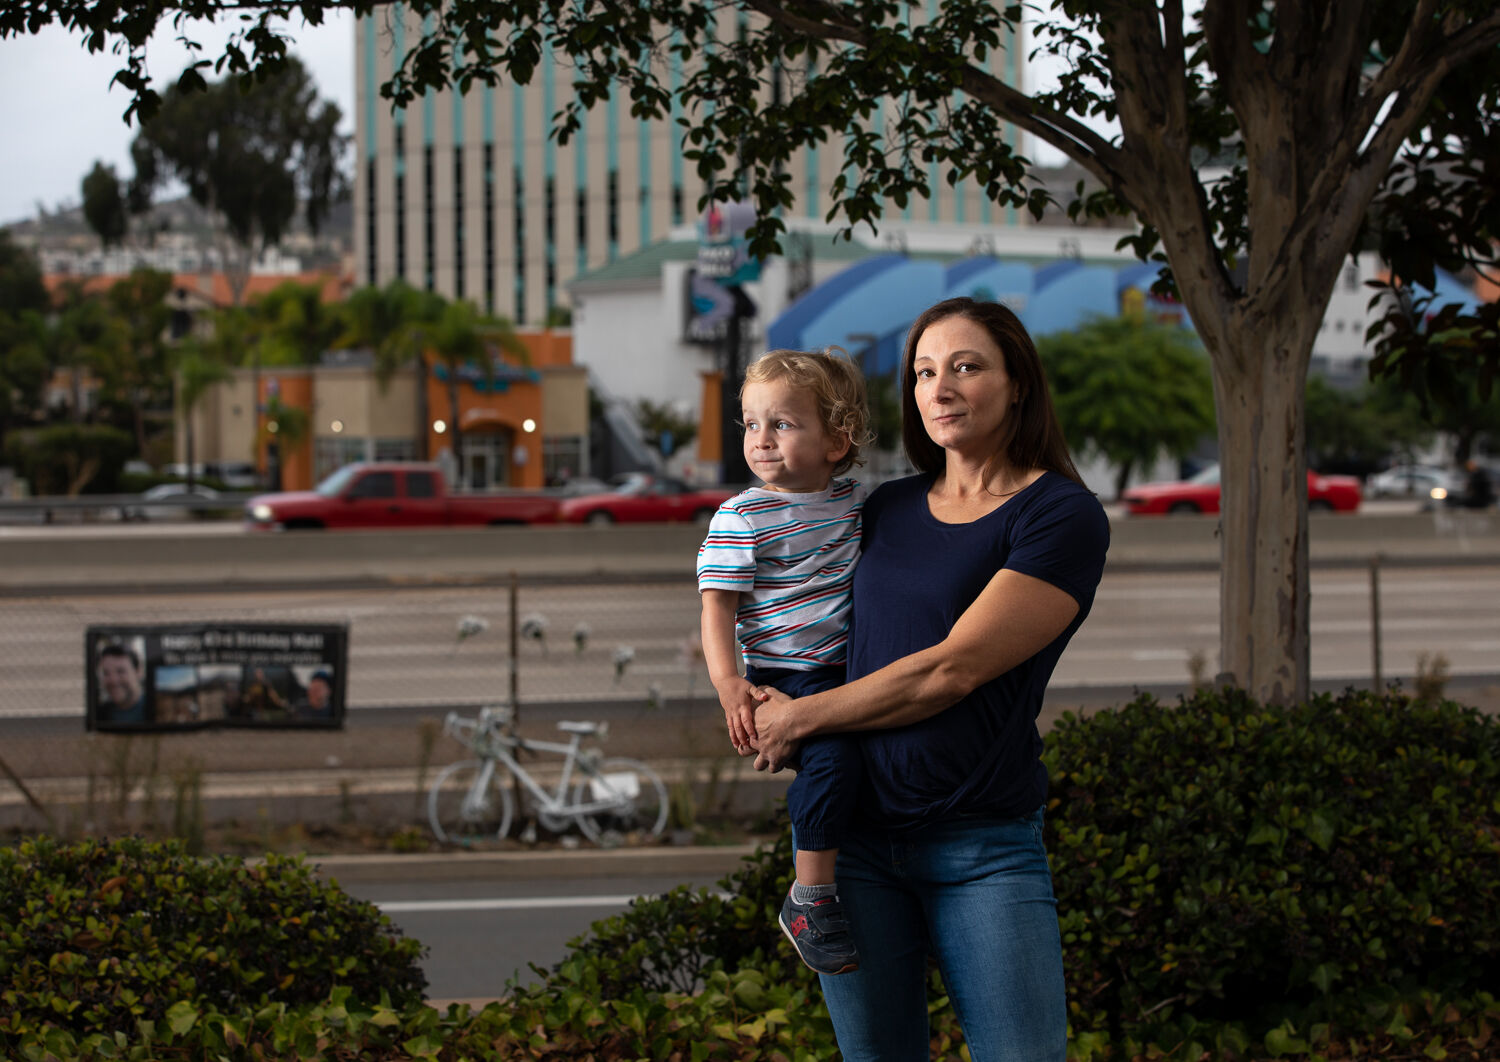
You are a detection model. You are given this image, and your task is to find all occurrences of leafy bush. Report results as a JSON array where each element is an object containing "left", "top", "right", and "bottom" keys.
[
  {"left": 6, "top": 690, "right": 1498, "bottom": 1061},
  {"left": 565, "top": 688, "right": 1500, "bottom": 1058},
  {"left": 1045, "top": 687, "right": 1500, "bottom": 1054},
  {"left": 0, "top": 836, "right": 426, "bottom": 1047},
  {"left": 2, "top": 424, "right": 133, "bottom": 494},
  {"left": 565, "top": 826, "right": 799, "bottom": 996}
]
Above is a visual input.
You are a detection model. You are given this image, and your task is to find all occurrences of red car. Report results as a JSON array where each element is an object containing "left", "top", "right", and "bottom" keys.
[
  {"left": 1120, "top": 464, "right": 1362, "bottom": 515},
  {"left": 556, "top": 472, "right": 737, "bottom": 525}
]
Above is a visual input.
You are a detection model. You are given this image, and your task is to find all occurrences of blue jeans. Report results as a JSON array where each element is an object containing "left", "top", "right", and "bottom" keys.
[{"left": 818, "top": 809, "right": 1066, "bottom": 1062}]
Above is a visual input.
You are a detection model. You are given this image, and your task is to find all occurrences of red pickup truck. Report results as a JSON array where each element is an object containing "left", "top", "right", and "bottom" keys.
[{"left": 244, "top": 462, "right": 559, "bottom": 530}]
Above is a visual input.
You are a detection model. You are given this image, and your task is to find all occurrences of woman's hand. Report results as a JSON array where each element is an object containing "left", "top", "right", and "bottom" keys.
[{"left": 749, "top": 685, "right": 800, "bottom": 772}]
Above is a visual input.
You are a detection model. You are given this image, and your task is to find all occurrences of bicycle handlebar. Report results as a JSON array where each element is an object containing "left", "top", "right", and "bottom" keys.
[{"left": 444, "top": 705, "right": 611, "bottom": 755}]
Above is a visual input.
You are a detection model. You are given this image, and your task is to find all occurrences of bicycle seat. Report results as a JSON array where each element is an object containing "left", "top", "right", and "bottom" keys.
[{"left": 557, "top": 720, "right": 603, "bottom": 735}]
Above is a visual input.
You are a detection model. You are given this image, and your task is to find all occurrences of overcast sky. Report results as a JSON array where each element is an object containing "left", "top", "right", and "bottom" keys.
[{"left": 0, "top": 14, "right": 355, "bottom": 227}]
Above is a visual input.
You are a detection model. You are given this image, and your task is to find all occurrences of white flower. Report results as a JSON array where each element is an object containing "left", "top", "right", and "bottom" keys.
[
  {"left": 519, "top": 613, "right": 549, "bottom": 655},
  {"left": 456, "top": 615, "right": 489, "bottom": 641},
  {"left": 613, "top": 645, "right": 635, "bottom": 684}
]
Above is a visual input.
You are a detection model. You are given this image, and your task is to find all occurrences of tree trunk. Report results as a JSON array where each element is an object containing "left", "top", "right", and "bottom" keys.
[{"left": 1211, "top": 327, "right": 1312, "bottom": 705}]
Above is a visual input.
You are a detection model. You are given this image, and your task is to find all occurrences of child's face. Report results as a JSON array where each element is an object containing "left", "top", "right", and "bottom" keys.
[{"left": 740, "top": 378, "right": 850, "bottom": 493}]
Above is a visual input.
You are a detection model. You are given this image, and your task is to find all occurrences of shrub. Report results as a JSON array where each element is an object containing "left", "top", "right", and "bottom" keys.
[
  {"left": 2, "top": 424, "right": 133, "bottom": 495},
  {"left": 563, "top": 688, "right": 1500, "bottom": 1058},
  {"left": 0, "top": 836, "right": 427, "bottom": 1047},
  {"left": 1045, "top": 687, "right": 1500, "bottom": 1053}
]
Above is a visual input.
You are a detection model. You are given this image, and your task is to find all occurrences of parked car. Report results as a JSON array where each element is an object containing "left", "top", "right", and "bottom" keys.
[
  {"left": 1366, "top": 464, "right": 1453, "bottom": 499},
  {"left": 245, "top": 462, "right": 560, "bottom": 530},
  {"left": 124, "top": 483, "right": 225, "bottom": 521},
  {"left": 555, "top": 472, "right": 737, "bottom": 524},
  {"left": 206, "top": 461, "right": 261, "bottom": 490},
  {"left": 1120, "top": 463, "right": 1362, "bottom": 515}
]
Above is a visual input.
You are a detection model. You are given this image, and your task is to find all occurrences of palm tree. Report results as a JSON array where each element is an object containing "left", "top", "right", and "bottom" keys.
[
  {"left": 426, "top": 299, "right": 529, "bottom": 484},
  {"left": 336, "top": 283, "right": 527, "bottom": 479},
  {"left": 336, "top": 281, "right": 445, "bottom": 458},
  {"left": 175, "top": 343, "right": 230, "bottom": 491}
]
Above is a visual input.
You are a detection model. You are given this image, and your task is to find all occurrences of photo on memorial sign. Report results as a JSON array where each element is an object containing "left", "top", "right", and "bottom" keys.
[
  {"left": 92, "top": 635, "right": 150, "bottom": 727},
  {"left": 291, "top": 664, "right": 337, "bottom": 719},
  {"left": 151, "top": 664, "right": 225, "bottom": 725},
  {"left": 85, "top": 623, "right": 348, "bottom": 731}
]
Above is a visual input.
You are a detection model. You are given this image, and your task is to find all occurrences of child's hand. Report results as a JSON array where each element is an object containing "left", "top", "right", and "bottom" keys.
[{"left": 714, "top": 676, "right": 761, "bottom": 754}]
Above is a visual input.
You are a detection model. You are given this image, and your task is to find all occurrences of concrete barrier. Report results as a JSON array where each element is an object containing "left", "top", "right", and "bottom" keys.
[{"left": 2, "top": 509, "right": 1497, "bottom": 590}]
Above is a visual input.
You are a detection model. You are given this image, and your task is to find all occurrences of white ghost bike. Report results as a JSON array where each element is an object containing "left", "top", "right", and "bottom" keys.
[{"left": 428, "top": 704, "right": 668, "bottom": 847}]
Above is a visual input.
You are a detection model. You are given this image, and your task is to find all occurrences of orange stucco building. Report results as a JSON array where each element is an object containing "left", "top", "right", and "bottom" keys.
[{"left": 187, "top": 329, "right": 588, "bottom": 492}]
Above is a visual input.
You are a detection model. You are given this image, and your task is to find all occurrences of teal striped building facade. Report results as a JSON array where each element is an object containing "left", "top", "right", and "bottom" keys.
[{"left": 354, "top": 6, "right": 1023, "bottom": 324}]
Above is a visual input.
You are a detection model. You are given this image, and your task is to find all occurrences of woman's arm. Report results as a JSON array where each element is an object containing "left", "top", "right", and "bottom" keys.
[{"left": 750, "top": 568, "right": 1081, "bottom": 768}]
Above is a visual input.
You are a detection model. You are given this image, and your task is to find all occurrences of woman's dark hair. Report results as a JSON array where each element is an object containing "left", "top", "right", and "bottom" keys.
[{"left": 899, "top": 297, "right": 1084, "bottom": 486}]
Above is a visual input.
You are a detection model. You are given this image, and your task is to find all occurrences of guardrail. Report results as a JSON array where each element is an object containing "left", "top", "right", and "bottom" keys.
[{"left": 0, "top": 492, "right": 255, "bottom": 523}]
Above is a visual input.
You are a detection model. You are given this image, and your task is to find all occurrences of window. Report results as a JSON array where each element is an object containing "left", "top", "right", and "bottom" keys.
[
  {"left": 514, "top": 165, "right": 526, "bottom": 322},
  {"left": 483, "top": 144, "right": 495, "bottom": 313},
  {"left": 543, "top": 435, "right": 586, "bottom": 484},
  {"left": 394, "top": 125, "right": 407, "bottom": 279},
  {"left": 395, "top": 170, "right": 407, "bottom": 279},
  {"left": 365, "top": 159, "right": 378, "bottom": 285},
  {"left": 423, "top": 145, "right": 435, "bottom": 290},
  {"left": 407, "top": 471, "right": 438, "bottom": 498},
  {"left": 607, "top": 169, "right": 620, "bottom": 248},
  {"left": 348, "top": 471, "right": 396, "bottom": 499},
  {"left": 576, "top": 186, "right": 588, "bottom": 262},
  {"left": 314, "top": 437, "right": 369, "bottom": 483},
  {"left": 374, "top": 437, "right": 417, "bottom": 462},
  {"left": 454, "top": 146, "right": 465, "bottom": 299}
]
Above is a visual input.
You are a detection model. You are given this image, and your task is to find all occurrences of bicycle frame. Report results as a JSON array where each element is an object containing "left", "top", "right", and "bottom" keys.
[{"left": 460, "top": 716, "right": 627, "bottom": 819}]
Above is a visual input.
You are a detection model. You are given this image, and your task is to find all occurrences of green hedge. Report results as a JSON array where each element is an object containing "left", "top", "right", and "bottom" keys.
[
  {"left": 0, "top": 836, "right": 426, "bottom": 1047},
  {"left": 1047, "top": 687, "right": 1500, "bottom": 1055},
  {"left": 3, "top": 689, "right": 1497, "bottom": 1060}
]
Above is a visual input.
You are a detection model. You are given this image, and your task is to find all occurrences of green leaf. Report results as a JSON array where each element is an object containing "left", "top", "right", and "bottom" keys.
[
  {"left": 1264, "top": 1023, "right": 1309, "bottom": 1056},
  {"left": 164, "top": 1001, "right": 199, "bottom": 1037},
  {"left": 1300, "top": 811, "right": 1336, "bottom": 851}
]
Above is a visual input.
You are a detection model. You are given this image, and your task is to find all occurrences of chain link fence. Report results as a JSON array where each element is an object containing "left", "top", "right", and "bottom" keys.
[{"left": 0, "top": 574, "right": 743, "bottom": 834}]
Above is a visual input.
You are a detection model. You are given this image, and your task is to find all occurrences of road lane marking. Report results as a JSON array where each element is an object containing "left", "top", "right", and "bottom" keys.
[
  {"left": 377, "top": 893, "right": 732, "bottom": 914},
  {"left": 379, "top": 895, "right": 642, "bottom": 913}
]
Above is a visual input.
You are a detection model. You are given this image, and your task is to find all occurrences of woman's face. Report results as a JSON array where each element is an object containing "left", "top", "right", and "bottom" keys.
[{"left": 911, "top": 315, "right": 1017, "bottom": 457}]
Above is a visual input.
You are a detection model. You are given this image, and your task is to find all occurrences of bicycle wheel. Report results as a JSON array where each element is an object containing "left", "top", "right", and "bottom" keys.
[
  {"left": 428, "top": 760, "right": 514, "bottom": 845},
  {"left": 570, "top": 757, "right": 669, "bottom": 844}
]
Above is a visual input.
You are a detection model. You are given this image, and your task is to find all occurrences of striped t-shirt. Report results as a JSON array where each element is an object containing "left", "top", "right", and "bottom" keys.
[{"left": 696, "top": 478, "right": 866, "bottom": 672}]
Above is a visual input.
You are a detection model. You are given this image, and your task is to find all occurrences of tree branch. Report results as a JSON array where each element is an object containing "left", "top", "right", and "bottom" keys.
[
  {"left": 1201, "top": 0, "right": 1262, "bottom": 120},
  {"left": 955, "top": 65, "right": 1125, "bottom": 187},
  {"left": 1263, "top": 7, "right": 1500, "bottom": 300},
  {"left": 741, "top": 0, "right": 1131, "bottom": 204}
]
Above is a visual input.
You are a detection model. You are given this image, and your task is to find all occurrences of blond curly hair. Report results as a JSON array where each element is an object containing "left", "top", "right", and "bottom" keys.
[{"left": 742, "top": 347, "right": 874, "bottom": 475}]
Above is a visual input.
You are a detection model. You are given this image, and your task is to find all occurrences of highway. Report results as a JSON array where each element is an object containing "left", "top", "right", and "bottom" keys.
[
  {"left": 333, "top": 857, "right": 744, "bottom": 1002},
  {"left": 4, "top": 563, "right": 1499, "bottom": 721},
  {"left": 3, "top": 511, "right": 1497, "bottom": 1006}
]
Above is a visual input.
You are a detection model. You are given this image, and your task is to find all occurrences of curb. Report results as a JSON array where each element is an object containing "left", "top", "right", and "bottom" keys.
[{"left": 304, "top": 843, "right": 764, "bottom": 885}]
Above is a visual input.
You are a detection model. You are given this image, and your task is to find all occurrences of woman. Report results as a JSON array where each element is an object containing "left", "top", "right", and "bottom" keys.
[{"left": 750, "top": 297, "right": 1109, "bottom": 1060}]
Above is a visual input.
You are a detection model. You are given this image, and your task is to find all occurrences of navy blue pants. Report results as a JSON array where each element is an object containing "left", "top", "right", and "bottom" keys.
[{"left": 747, "top": 665, "right": 861, "bottom": 852}]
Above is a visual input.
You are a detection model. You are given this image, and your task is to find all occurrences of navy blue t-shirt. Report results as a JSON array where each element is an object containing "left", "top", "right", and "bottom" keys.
[{"left": 847, "top": 471, "right": 1109, "bottom": 831}]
